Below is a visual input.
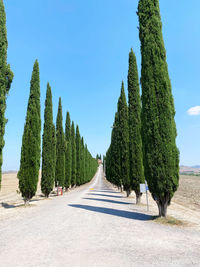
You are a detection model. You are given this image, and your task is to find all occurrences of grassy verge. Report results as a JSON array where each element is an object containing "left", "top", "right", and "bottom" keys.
[{"left": 153, "top": 216, "right": 186, "bottom": 226}]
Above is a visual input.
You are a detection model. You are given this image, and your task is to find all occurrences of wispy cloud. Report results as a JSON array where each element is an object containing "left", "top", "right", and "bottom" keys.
[{"left": 187, "top": 106, "right": 200, "bottom": 116}]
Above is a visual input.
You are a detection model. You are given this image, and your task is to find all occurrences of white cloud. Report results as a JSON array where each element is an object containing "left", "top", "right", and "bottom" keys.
[{"left": 187, "top": 106, "right": 200, "bottom": 116}]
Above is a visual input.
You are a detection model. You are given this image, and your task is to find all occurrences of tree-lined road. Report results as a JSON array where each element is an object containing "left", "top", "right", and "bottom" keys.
[{"left": 0, "top": 165, "right": 199, "bottom": 267}]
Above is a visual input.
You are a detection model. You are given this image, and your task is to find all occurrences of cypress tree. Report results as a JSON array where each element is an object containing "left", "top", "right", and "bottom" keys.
[
  {"left": 18, "top": 60, "right": 41, "bottom": 204},
  {"left": 138, "top": 0, "right": 179, "bottom": 216},
  {"left": 118, "top": 81, "right": 130, "bottom": 196},
  {"left": 80, "top": 137, "right": 85, "bottom": 184},
  {"left": 65, "top": 112, "right": 72, "bottom": 189},
  {"left": 52, "top": 123, "right": 56, "bottom": 184},
  {"left": 128, "top": 49, "right": 145, "bottom": 204},
  {"left": 71, "top": 121, "right": 76, "bottom": 187},
  {"left": 55, "top": 98, "right": 65, "bottom": 188},
  {"left": 84, "top": 144, "right": 88, "bottom": 182},
  {"left": 0, "top": 0, "right": 14, "bottom": 187},
  {"left": 41, "top": 83, "right": 55, "bottom": 197},
  {"left": 108, "top": 112, "right": 121, "bottom": 189},
  {"left": 76, "top": 125, "right": 81, "bottom": 186}
]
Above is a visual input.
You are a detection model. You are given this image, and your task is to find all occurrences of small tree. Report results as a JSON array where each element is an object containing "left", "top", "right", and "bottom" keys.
[
  {"left": 138, "top": 0, "right": 179, "bottom": 216},
  {"left": 18, "top": 60, "right": 41, "bottom": 204},
  {"left": 0, "top": 0, "right": 14, "bottom": 187},
  {"left": 65, "top": 112, "right": 72, "bottom": 190},
  {"left": 128, "top": 49, "right": 145, "bottom": 204},
  {"left": 71, "top": 121, "right": 76, "bottom": 187},
  {"left": 41, "top": 83, "right": 55, "bottom": 197},
  {"left": 55, "top": 98, "right": 65, "bottom": 188}
]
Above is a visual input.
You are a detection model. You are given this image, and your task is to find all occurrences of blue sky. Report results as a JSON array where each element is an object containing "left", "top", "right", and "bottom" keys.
[{"left": 2, "top": 0, "right": 200, "bottom": 170}]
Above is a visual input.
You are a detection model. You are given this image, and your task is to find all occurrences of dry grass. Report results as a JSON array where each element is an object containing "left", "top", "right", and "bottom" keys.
[{"left": 153, "top": 216, "right": 186, "bottom": 226}]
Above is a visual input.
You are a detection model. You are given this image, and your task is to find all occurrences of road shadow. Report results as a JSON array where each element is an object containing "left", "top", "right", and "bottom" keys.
[
  {"left": 83, "top": 197, "right": 131, "bottom": 205},
  {"left": 87, "top": 193, "right": 123, "bottom": 199},
  {"left": 92, "top": 190, "right": 120, "bottom": 194},
  {"left": 68, "top": 204, "right": 152, "bottom": 221},
  {"left": 0, "top": 202, "right": 16, "bottom": 209}
]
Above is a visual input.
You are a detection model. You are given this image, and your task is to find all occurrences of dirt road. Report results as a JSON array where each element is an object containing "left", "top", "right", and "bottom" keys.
[{"left": 0, "top": 166, "right": 200, "bottom": 267}]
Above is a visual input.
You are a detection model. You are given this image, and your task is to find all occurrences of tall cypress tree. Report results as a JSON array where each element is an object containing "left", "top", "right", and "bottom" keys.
[
  {"left": 138, "top": 0, "right": 179, "bottom": 216},
  {"left": 0, "top": 0, "right": 14, "bottom": 187},
  {"left": 65, "top": 112, "right": 72, "bottom": 189},
  {"left": 76, "top": 125, "right": 81, "bottom": 186},
  {"left": 128, "top": 49, "right": 145, "bottom": 204},
  {"left": 71, "top": 121, "right": 76, "bottom": 187},
  {"left": 18, "top": 60, "right": 41, "bottom": 204},
  {"left": 118, "top": 81, "right": 130, "bottom": 196},
  {"left": 55, "top": 98, "right": 65, "bottom": 188},
  {"left": 41, "top": 83, "right": 55, "bottom": 197}
]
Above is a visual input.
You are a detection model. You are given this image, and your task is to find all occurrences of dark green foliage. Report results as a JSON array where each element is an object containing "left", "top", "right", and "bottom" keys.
[
  {"left": 76, "top": 125, "right": 81, "bottom": 186},
  {"left": 0, "top": 0, "right": 14, "bottom": 187},
  {"left": 18, "top": 60, "right": 41, "bottom": 203},
  {"left": 106, "top": 112, "right": 121, "bottom": 188},
  {"left": 52, "top": 124, "right": 56, "bottom": 183},
  {"left": 55, "top": 98, "right": 65, "bottom": 188},
  {"left": 138, "top": 0, "right": 179, "bottom": 216},
  {"left": 106, "top": 82, "right": 130, "bottom": 196},
  {"left": 41, "top": 83, "right": 55, "bottom": 197},
  {"left": 65, "top": 112, "right": 72, "bottom": 189},
  {"left": 118, "top": 82, "right": 130, "bottom": 196},
  {"left": 84, "top": 144, "right": 97, "bottom": 183},
  {"left": 71, "top": 121, "right": 76, "bottom": 187},
  {"left": 85, "top": 145, "right": 88, "bottom": 181},
  {"left": 128, "top": 49, "right": 145, "bottom": 203},
  {"left": 80, "top": 137, "right": 85, "bottom": 184},
  {"left": 96, "top": 154, "right": 102, "bottom": 160}
]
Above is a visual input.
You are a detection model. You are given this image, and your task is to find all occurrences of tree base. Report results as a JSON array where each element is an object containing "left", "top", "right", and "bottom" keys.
[
  {"left": 126, "top": 189, "right": 131, "bottom": 197},
  {"left": 155, "top": 195, "right": 170, "bottom": 217},
  {"left": 135, "top": 192, "right": 142, "bottom": 204},
  {"left": 24, "top": 199, "right": 30, "bottom": 206}
]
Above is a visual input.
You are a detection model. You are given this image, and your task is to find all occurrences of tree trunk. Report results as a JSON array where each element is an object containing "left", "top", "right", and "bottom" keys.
[
  {"left": 156, "top": 195, "right": 170, "bottom": 217},
  {"left": 135, "top": 191, "right": 142, "bottom": 204},
  {"left": 126, "top": 189, "right": 131, "bottom": 197},
  {"left": 24, "top": 199, "right": 30, "bottom": 206}
]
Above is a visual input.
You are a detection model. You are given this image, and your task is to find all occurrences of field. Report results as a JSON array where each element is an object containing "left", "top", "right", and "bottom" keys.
[
  {"left": 173, "top": 175, "right": 200, "bottom": 209},
  {"left": 0, "top": 172, "right": 42, "bottom": 208}
]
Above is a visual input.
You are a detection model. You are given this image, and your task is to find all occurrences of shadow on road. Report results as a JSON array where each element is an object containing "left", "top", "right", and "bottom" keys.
[
  {"left": 83, "top": 197, "right": 131, "bottom": 205},
  {"left": 92, "top": 190, "right": 120, "bottom": 194},
  {"left": 0, "top": 202, "right": 16, "bottom": 209},
  {"left": 87, "top": 193, "right": 123, "bottom": 199},
  {"left": 68, "top": 204, "right": 152, "bottom": 221}
]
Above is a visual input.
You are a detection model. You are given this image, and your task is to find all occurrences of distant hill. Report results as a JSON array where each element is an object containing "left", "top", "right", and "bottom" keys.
[
  {"left": 191, "top": 165, "right": 200, "bottom": 169},
  {"left": 2, "top": 170, "right": 17, "bottom": 174},
  {"left": 180, "top": 165, "right": 200, "bottom": 174}
]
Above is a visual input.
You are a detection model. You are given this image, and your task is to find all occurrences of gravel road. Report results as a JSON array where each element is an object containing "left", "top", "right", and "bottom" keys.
[{"left": 0, "top": 165, "right": 200, "bottom": 267}]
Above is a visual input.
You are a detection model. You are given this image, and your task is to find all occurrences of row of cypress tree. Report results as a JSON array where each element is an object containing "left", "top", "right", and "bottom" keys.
[
  {"left": 106, "top": 0, "right": 179, "bottom": 217},
  {"left": 106, "top": 49, "right": 144, "bottom": 204},
  {"left": 18, "top": 61, "right": 98, "bottom": 203}
]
